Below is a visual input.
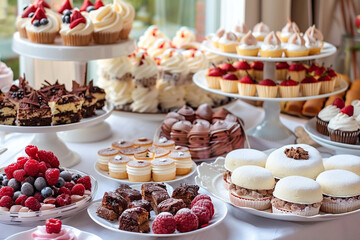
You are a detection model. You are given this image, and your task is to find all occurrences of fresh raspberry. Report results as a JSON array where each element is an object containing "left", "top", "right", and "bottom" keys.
[
  {"left": 45, "top": 168, "right": 60, "bottom": 186},
  {"left": 58, "top": 187, "right": 71, "bottom": 195},
  {"left": 24, "top": 160, "right": 39, "bottom": 177},
  {"left": 174, "top": 208, "right": 199, "bottom": 232},
  {"left": 38, "top": 150, "right": 60, "bottom": 168},
  {"left": 191, "top": 194, "right": 212, "bottom": 208},
  {"left": 46, "top": 218, "right": 62, "bottom": 234},
  {"left": 152, "top": 212, "right": 176, "bottom": 234},
  {"left": 55, "top": 194, "right": 71, "bottom": 207},
  {"left": 76, "top": 176, "right": 91, "bottom": 190},
  {"left": 33, "top": 192, "right": 44, "bottom": 202},
  {"left": 25, "top": 145, "right": 38, "bottom": 159},
  {"left": 17, "top": 157, "right": 29, "bottom": 168},
  {"left": 191, "top": 206, "right": 211, "bottom": 225},
  {"left": 43, "top": 197, "right": 56, "bottom": 204},
  {"left": 38, "top": 161, "right": 48, "bottom": 174},
  {"left": 25, "top": 197, "right": 41, "bottom": 211},
  {"left": 13, "top": 169, "right": 26, "bottom": 182},
  {"left": 64, "top": 182, "right": 75, "bottom": 190},
  {"left": 192, "top": 199, "right": 214, "bottom": 217},
  {"left": 15, "top": 195, "right": 28, "bottom": 206},
  {"left": 340, "top": 105, "right": 354, "bottom": 117},
  {"left": 71, "top": 184, "right": 85, "bottom": 196},
  {"left": 332, "top": 98, "right": 345, "bottom": 109},
  {"left": 37, "top": 173, "right": 44, "bottom": 178},
  {"left": 4, "top": 163, "right": 19, "bottom": 179},
  {"left": 0, "top": 186, "right": 14, "bottom": 197},
  {"left": 0, "top": 196, "right": 13, "bottom": 208}
]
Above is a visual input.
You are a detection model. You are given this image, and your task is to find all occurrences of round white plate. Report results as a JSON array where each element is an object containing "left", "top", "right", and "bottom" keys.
[
  {"left": 5, "top": 225, "right": 102, "bottom": 240},
  {"left": 0, "top": 102, "right": 113, "bottom": 133},
  {"left": 87, "top": 185, "right": 227, "bottom": 237},
  {"left": 12, "top": 32, "right": 136, "bottom": 61},
  {"left": 193, "top": 70, "right": 348, "bottom": 102},
  {"left": 94, "top": 161, "right": 197, "bottom": 184},
  {"left": 196, "top": 157, "right": 360, "bottom": 222},
  {"left": 201, "top": 40, "right": 337, "bottom": 62}
]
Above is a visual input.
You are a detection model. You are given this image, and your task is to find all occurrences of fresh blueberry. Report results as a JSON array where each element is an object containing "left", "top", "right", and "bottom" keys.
[
  {"left": 34, "top": 177, "right": 47, "bottom": 191},
  {"left": 21, "top": 182, "right": 34, "bottom": 196},
  {"left": 63, "top": 9, "right": 71, "bottom": 16},
  {"left": 2, "top": 179, "right": 8, "bottom": 186},
  {"left": 64, "top": 15, "right": 70, "bottom": 24},
  {"left": 55, "top": 177, "right": 65, "bottom": 188},
  {"left": 33, "top": 19, "right": 40, "bottom": 27},
  {"left": 86, "top": 6, "right": 95, "bottom": 12},
  {"left": 28, "top": 12, "right": 34, "bottom": 18},
  {"left": 40, "top": 18, "right": 48, "bottom": 25},
  {"left": 0, "top": 175, "right": 3, "bottom": 181},
  {"left": 58, "top": 167, "right": 65, "bottom": 172},
  {"left": 41, "top": 187, "right": 53, "bottom": 198},
  {"left": 8, "top": 179, "right": 20, "bottom": 191},
  {"left": 22, "top": 176, "right": 35, "bottom": 185},
  {"left": 72, "top": 174, "right": 81, "bottom": 182},
  {"left": 13, "top": 191, "right": 21, "bottom": 201},
  {"left": 60, "top": 171, "right": 72, "bottom": 182}
]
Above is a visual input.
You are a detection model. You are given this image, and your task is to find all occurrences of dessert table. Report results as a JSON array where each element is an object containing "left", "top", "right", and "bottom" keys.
[{"left": 2, "top": 100, "right": 359, "bottom": 240}]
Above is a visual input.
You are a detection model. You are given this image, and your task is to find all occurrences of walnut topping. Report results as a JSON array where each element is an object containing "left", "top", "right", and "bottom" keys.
[{"left": 284, "top": 147, "right": 309, "bottom": 160}]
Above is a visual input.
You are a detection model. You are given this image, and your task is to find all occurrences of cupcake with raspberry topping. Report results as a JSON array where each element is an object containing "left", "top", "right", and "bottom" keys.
[
  {"left": 287, "top": 63, "right": 306, "bottom": 83},
  {"left": 233, "top": 60, "right": 252, "bottom": 79},
  {"left": 206, "top": 67, "right": 225, "bottom": 89},
  {"left": 138, "top": 25, "right": 169, "bottom": 49},
  {"left": 256, "top": 79, "right": 278, "bottom": 98},
  {"left": 300, "top": 76, "right": 321, "bottom": 96},
  {"left": 238, "top": 74, "right": 256, "bottom": 96},
  {"left": 32, "top": 219, "right": 77, "bottom": 240},
  {"left": 219, "top": 62, "right": 237, "bottom": 75},
  {"left": 316, "top": 98, "right": 344, "bottom": 136},
  {"left": 220, "top": 73, "right": 238, "bottom": 93},
  {"left": 276, "top": 62, "right": 289, "bottom": 80},
  {"left": 279, "top": 78, "right": 300, "bottom": 98},
  {"left": 326, "top": 67, "right": 341, "bottom": 88},
  {"left": 250, "top": 61, "right": 263, "bottom": 82}
]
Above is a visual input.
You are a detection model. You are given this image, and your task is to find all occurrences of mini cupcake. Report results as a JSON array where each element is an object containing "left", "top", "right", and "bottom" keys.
[
  {"left": 206, "top": 67, "right": 225, "bottom": 89},
  {"left": 233, "top": 23, "right": 248, "bottom": 41},
  {"left": 233, "top": 61, "right": 252, "bottom": 79},
  {"left": 220, "top": 73, "right": 238, "bottom": 93},
  {"left": 279, "top": 79, "right": 300, "bottom": 98},
  {"left": 109, "top": 155, "right": 131, "bottom": 179},
  {"left": 16, "top": 4, "right": 37, "bottom": 38},
  {"left": 218, "top": 31, "right": 238, "bottom": 53},
  {"left": 238, "top": 75, "right": 256, "bottom": 96},
  {"left": 60, "top": 10, "right": 94, "bottom": 46},
  {"left": 172, "top": 27, "right": 196, "bottom": 48},
  {"left": 147, "top": 38, "right": 172, "bottom": 59},
  {"left": 307, "top": 62, "right": 320, "bottom": 76},
  {"left": 168, "top": 151, "right": 193, "bottom": 175},
  {"left": 26, "top": 8, "right": 60, "bottom": 44},
  {"left": 256, "top": 79, "right": 278, "bottom": 98},
  {"left": 285, "top": 33, "right": 309, "bottom": 57},
  {"left": 300, "top": 76, "right": 321, "bottom": 96},
  {"left": 111, "top": 140, "right": 134, "bottom": 149},
  {"left": 236, "top": 31, "right": 259, "bottom": 56},
  {"left": 151, "top": 158, "right": 176, "bottom": 181},
  {"left": 328, "top": 105, "right": 360, "bottom": 144},
  {"left": 134, "top": 138, "right": 153, "bottom": 148},
  {"left": 113, "top": 0, "right": 135, "bottom": 39},
  {"left": 127, "top": 160, "right": 151, "bottom": 182},
  {"left": 97, "top": 148, "right": 120, "bottom": 171},
  {"left": 287, "top": 63, "right": 306, "bottom": 82},
  {"left": 277, "top": 19, "right": 299, "bottom": 43},
  {"left": 153, "top": 137, "right": 175, "bottom": 150},
  {"left": 316, "top": 98, "right": 344, "bottom": 136},
  {"left": 138, "top": 25, "right": 169, "bottom": 49},
  {"left": 212, "top": 28, "right": 225, "bottom": 48},
  {"left": 318, "top": 74, "right": 335, "bottom": 94},
  {"left": 89, "top": 4, "right": 123, "bottom": 44},
  {"left": 326, "top": 68, "right": 341, "bottom": 88},
  {"left": 304, "top": 25, "right": 324, "bottom": 55},
  {"left": 219, "top": 62, "right": 237, "bottom": 75},
  {"left": 276, "top": 62, "right": 289, "bottom": 80},
  {"left": 250, "top": 61, "right": 263, "bottom": 82},
  {"left": 252, "top": 22, "right": 270, "bottom": 41},
  {"left": 260, "top": 31, "right": 283, "bottom": 58}
]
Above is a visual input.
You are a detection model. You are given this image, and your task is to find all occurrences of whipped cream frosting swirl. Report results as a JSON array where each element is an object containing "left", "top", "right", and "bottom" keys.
[
  {"left": 160, "top": 49, "right": 189, "bottom": 75},
  {"left": 172, "top": 26, "right": 196, "bottom": 47},
  {"left": 328, "top": 112, "right": 360, "bottom": 131},
  {"left": 113, "top": 0, "right": 135, "bottom": 29},
  {"left": 99, "top": 56, "right": 132, "bottom": 79},
  {"left": 147, "top": 38, "right": 172, "bottom": 58},
  {"left": 261, "top": 31, "right": 281, "bottom": 50},
  {"left": 218, "top": 31, "right": 238, "bottom": 44},
  {"left": 239, "top": 31, "right": 259, "bottom": 49},
  {"left": 132, "top": 51, "right": 158, "bottom": 80},
  {"left": 234, "top": 23, "right": 248, "bottom": 36},
  {"left": 182, "top": 50, "right": 208, "bottom": 73},
  {"left": 138, "top": 25, "right": 169, "bottom": 49},
  {"left": 108, "top": 80, "right": 134, "bottom": 106},
  {"left": 252, "top": 22, "right": 270, "bottom": 37},
  {"left": 304, "top": 25, "right": 323, "bottom": 48},
  {"left": 158, "top": 82, "right": 186, "bottom": 109},
  {"left": 318, "top": 105, "right": 340, "bottom": 122},
  {"left": 352, "top": 100, "right": 360, "bottom": 117},
  {"left": 287, "top": 33, "right": 307, "bottom": 51},
  {"left": 130, "top": 86, "right": 159, "bottom": 113},
  {"left": 60, "top": 14, "right": 93, "bottom": 36},
  {"left": 281, "top": 21, "right": 299, "bottom": 37},
  {"left": 89, "top": 5, "right": 123, "bottom": 33}
]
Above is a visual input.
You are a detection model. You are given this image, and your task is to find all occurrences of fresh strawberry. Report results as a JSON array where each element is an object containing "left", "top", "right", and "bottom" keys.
[
  {"left": 340, "top": 105, "right": 354, "bottom": 116},
  {"left": 30, "top": 7, "right": 47, "bottom": 24},
  {"left": 79, "top": 0, "right": 93, "bottom": 12},
  {"left": 239, "top": 75, "right": 255, "bottom": 84},
  {"left": 57, "top": 0, "right": 72, "bottom": 14},
  {"left": 222, "top": 74, "right": 238, "bottom": 80},
  {"left": 280, "top": 79, "right": 298, "bottom": 86},
  {"left": 233, "top": 61, "right": 250, "bottom": 70},
  {"left": 259, "top": 79, "right": 276, "bottom": 86},
  {"left": 94, "top": 0, "right": 104, "bottom": 9}
]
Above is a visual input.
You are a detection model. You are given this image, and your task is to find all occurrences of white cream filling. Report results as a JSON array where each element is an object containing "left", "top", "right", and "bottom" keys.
[
  {"left": 261, "top": 44, "right": 282, "bottom": 51},
  {"left": 238, "top": 44, "right": 259, "bottom": 49},
  {"left": 287, "top": 43, "right": 307, "bottom": 51},
  {"left": 152, "top": 164, "right": 176, "bottom": 175},
  {"left": 126, "top": 165, "right": 151, "bottom": 176},
  {"left": 175, "top": 159, "right": 193, "bottom": 168},
  {"left": 97, "top": 155, "right": 113, "bottom": 165},
  {"left": 109, "top": 162, "right": 127, "bottom": 172}
]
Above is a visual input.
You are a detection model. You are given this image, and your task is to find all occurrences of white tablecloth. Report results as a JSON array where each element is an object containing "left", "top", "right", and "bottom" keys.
[{"left": 2, "top": 100, "right": 360, "bottom": 240}]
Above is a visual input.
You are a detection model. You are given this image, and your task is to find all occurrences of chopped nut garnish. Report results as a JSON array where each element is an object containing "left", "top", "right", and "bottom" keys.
[{"left": 284, "top": 147, "right": 309, "bottom": 160}]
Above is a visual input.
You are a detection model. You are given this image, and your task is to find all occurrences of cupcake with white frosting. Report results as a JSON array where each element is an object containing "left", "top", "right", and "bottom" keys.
[
  {"left": 16, "top": 4, "right": 37, "bottom": 38},
  {"left": 260, "top": 31, "right": 283, "bottom": 57},
  {"left": 236, "top": 31, "right": 259, "bottom": 56},
  {"left": 130, "top": 50, "right": 159, "bottom": 113},
  {"left": 316, "top": 98, "right": 344, "bottom": 136},
  {"left": 252, "top": 22, "right": 270, "bottom": 41},
  {"left": 277, "top": 20, "right": 300, "bottom": 43},
  {"left": 304, "top": 25, "right": 324, "bottom": 55},
  {"left": 233, "top": 23, "right": 248, "bottom": 41},
  {"left": 212, "top": 28, "right": 225, "bottom": 48},
  {"left": 158, "top": 49, "right": 189, "bottom": 111},
  {"left": 285, "top": 33, "right": 309, "bottom": 57},
  {"left": 113, "top": 0, "right": 135, "bottom": 39},
  {"left": 138, "top": 25, "right": 169, "bottom": 49},
  {"left": 172, "top": 27, "right": 196, "bottom": 48},
  {"left": 351, "top": 100, "right": 360, "bottom": 118},
  {"left": 218, "top": 31, "right": 238, "bottom": 53},
  {"left": 147, "top": 38, "right": 172, "bottom": 59}
]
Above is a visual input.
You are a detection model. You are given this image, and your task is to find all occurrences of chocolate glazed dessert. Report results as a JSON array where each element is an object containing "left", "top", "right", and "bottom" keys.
[{"left": 71, "top": 81, "right": 97, "bottom": 118}]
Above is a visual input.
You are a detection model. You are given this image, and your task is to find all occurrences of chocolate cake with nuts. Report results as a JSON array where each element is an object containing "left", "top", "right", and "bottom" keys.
[
  {"left": 0, "top": 92, "right": 16, "bottom": 125},
  {"left": 157, "top": 198, "right": 186, "bottom": 215},
  {"left": 71, "top": 81, "right": 97, "bottom": 118},
  {"left": 101, "top": 191, "right": 128, "bottom": 216},
  {"left": 115, "top": 187, "right": 142, "bottom": 206},
  {"left": 128, "top": 199, "right": 152, "bottom": 217},
  {"left": 118, "top": 207, "right": 150, "bottom": 233}
]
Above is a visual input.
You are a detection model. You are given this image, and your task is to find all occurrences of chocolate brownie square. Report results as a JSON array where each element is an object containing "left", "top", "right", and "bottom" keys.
[
  {"left": 101, "top": 192, "right": 127, "bottom": 215},
  {"left": 157, "top": 198, "right": 186, "bottom": 215},
  {"left": 172, "top": 183, "right": 199, "bottom": 207},
  {"left": 119, "top": 207, "right": 150, "bottom": 233}
]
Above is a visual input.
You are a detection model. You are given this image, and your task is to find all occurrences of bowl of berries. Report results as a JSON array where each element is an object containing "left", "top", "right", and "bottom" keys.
[{"left": 0, "top": 145, "right": 97, "bottom": 226}]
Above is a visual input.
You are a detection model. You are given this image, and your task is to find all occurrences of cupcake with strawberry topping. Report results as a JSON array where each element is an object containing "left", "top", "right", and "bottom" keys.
[
  {"left": 316, "top": 98, "right": 344, "bottom": 136},
  {"left": 318, "top": 74, "right": 335, "bottom": 94},
  {"left": 206, "top": 67, "right": 225, "bottom": 89},
  {"left": 260, "top": 31, "right": 283, "bottom": 58},
  {"left": 307, "top": 62, "right": 320, "bottom": 76},
  {"left": 220, "top": 73, "right": 238, "bottom": 93},
  {"left": 279, "top": 78, "right": 300, "bottom": 98},
  {"left": 233, "top": 60, "right": 252, "bottom": 79},
  {"left": 300, "top": 76, "right": 321, "bottom": 96},
  {"left": 236, "top": 31, "right": 259, "bottom": 56},
  {"left": 250, "top": 61, "right": 263, "bottom": 82},
  {"left": 328, "top": 105, "right": 360, "bottom": 144},
  {"left": 326, "top": 67, "right": 341, "bottom": 88},
  {"left": 238, "top": 74, "right": 256, "bottom": 96},
  {"left": 16, "top": 4, "right": 37, "bottom": 38},
  {"left": 219, "top": 62, "right": 237, "bottom": 75},
  {"left": 313, "top": 66, "right": 326, "bottom": 79},
  {"left": 172, "top": 26, "right": 196, "bottom": 48},
  {"left": 60, "top": 9, "right": 94, "bottom": 46},
  {"left": 287, "top": 63, "right": 306, "bottom": 83},
  {"left": 276, "top": 62, "right": 289, "bottom": 80},
  {"left": 32, "top": 219, "right": 77, "bottom": 240},
  {"left": 285, "top": 32, "right": 309, "bottom": 57},
  {"left": 256, "top": 79, "right": 278, "bottom": 98}
]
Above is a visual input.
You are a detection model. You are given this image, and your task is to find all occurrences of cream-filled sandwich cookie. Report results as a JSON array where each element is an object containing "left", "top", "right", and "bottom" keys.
[
  {"left": 169, "top": 151, "right": 193, "bottom": 175},
  {"left": 151, "top": 158, "right": 176, "bottom": 182},
  {"left": 126, "top": 160, "right": 151, "bottom": 182},
  {"left": 109, "top": 155, "right": 131, "bottom": 179},
  {"left": 97, "top": 148, "right": 119, "bottom": 171}
]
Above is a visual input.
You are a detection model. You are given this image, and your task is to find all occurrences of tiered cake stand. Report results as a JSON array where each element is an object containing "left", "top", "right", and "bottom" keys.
[
  {"left": 196, "top": 41, "right": 346, "bottom": 143},
  {"left": 6, "top": 33, "right": 136, "bottom": 167}
]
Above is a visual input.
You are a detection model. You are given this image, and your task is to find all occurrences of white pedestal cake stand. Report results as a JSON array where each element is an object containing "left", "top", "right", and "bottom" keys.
[
  {"left": 12, "top": 32, "right": 136, "bottom": 143},
  {"left": 197, "top": 41, "right": 343, "bottom": 143},
  {"left": 0, "top": 104, "right": 113, "bottom": 167}
]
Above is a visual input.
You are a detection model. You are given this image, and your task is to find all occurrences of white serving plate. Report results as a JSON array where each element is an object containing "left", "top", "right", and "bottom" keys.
[
  {"left": 195, "top": 157, "right": 360, "bottom": 222},
  {"left": 5, "top": 225, "right": 102, "bottom": 240},
  {"left": 87, "top": 184, "right": 227, "bottom": 237},
  {"left": 94, "top": 161, "right": 197, "bottom": 184}
]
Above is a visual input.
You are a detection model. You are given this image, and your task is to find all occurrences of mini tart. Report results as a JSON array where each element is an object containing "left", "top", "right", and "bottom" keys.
[
  {"left": 287, "top": 63, "right": 306, "bottom": 83},
  {"left": 153, "top": 137, "right": 175, "bottom": 150},
  {"left": 119, "top": 147, "right": 147, "bottom": 160},
  {"left": 206, "top": 67, "right": 224, "bottom": 89},
  {"left": 238, "top": 76, "right": 256, "bottom": 96},
  {"left": 220, "top": 74, "right": 238, "bottom": 93},
  {"left": 318, "top": 75, "right": 335, "bottom": 94},
  {"left": 151, "top": 158, "right": 176, "bottom": 181},
  {"left": 168, "top": 151, "right": 193, "bottom": 175},
  {"left": 233, "top": 61, "right": 252, "bottom": 79},
  {"left": 111, "top": 140, "right": 134, "bottom": 149},
  {"left": 279, "top": 79, "right": 300, "bottom": 98},
  {"left": 276, "top": 62, "right": 289, "bottom": 81},
  {"left": 250, "top": 61, "right": 263, "bottom": 82},
  {"left": 134, "top": 138, "right": 153, "bottom": 148},
  {"left": 300, "top": 77, "right": 321, "bottom": 96},
  {"left": 252, "top": 22, "right": 270, "bottom": 41},
  {"left": 148, "top": 146, "right": 171, "bottom": 159},
  {"left": 97, "top": 148, "right": 119, "bottom": 171},
  {"left": 108, "top": 155, "right": 131, "bottom": 179},
  {"left": 134, "top": 150, "right": 155, "bottom": 161},
  {"left": 126, "top": 160, "right": 151, "bottom": 182},
  {"left": 256, "top": 79, "right": 278, "bottom": 98},
  {"left": 236, "top": 31, "right": 259, "bottom": 56},
  {"left": 212, "top": 28, "right": 225, "bottom": 48}
]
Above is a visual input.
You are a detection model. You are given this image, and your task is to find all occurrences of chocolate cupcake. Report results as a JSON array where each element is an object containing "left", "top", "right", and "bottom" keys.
[{"left": 195, "top": 104, "right": 213, "bottom": 122}]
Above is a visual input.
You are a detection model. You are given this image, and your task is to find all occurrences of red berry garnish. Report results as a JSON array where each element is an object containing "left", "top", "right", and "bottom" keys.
[
  {"left": 76, "top": 176, "right": 91, "bottom": 190},
  {"left": 250, "top": 61, "right": 263, "bottom": 70},
  {"left": 71, "top": 184, "right": 85, "bottom": 196},
  {"left": 288, "top": 63, "right": 305, "bottom": 71},
  {"left": 24, "top": 159, "right": 39, "bottom": 177},
  {"left": 46, "top": 218, "right": 62, "bottom": 234},
  {"left": 70, "top": 10, "right": 86, "bottom": 29},
  {"left": 58, "top": 187, "right": 71, "bottom": 195},
  {"left": 38, "top": 161, "right": 48, "bottom": 174},
  {"left": 208, "top": 67, "right": 225, "bottom": 77},
  {"left": 17, "top": 157, "right": 29, "bottom": 169},
  {"left": 55, "top": 194, "right": 72, "bottom": 207},
  {"left": 276, "top": 62, "right": 289, "bottom": 70},
  {"left": 233, "top": 61, "right": 250, "bottom": 70},
  {"left": 13, "top": 169, "right": 26, "bottom": 182},
  {"left": 45, "top": 168, "right": 60, "bottom": 186},
  {"left": 314, "top": 67, "right": 326, "bottom": 76},
  {"left": 307, "top": 63, "right": 319, "bottom": 73},
  {"left": 57, "top": 0, "right": 72, "bottom": 14},
  {"left": 174, "top": 208, "right": 199, "bottom": 232},
  {"left": 38, "top": 150, "right": 60, "bottom": 168},
  {"left": 15, "top": 195, "right": 28, "bottom": 206},
  {"left": 332, "top": 98, "right": 345, "bottom": 109},
  {"left": 318, "top": 75, "right": 331, "bottom": 82},
  {"left": 25, "top": 197, "right": 41, "bottom": 211},
  {"left": 21, "top": 5, "right": 37, "bottom": 18},
  {"left": 152, "top": 212, "right": 176, "bottom": 234},
  {"left": 25, "top": 145, "right": 38, "bottom": 159},
  {"left": 280, "top": 79, "right": 298, "bottom": 86},
  {"left": 219, "top": 63, "right": 236, "bottom": 72},
  {"left": 191, "top": 194, "right": 212, "bottom": 208},
  {"left": 31, "top": 7, "right": 47, "bottom": 24},
  {"left": 0, "top": 196, "right": 13, "bottom": 208},
  {"left": 259, "top": 79, "right": 276, "bottom": 86},
  {"left": 4, "top": 163, "right": 19, "bottom": 179},
  {"left": 301, "top": 76, "right": 318, "bottom": 84},
  {"left": 64, "top": 182, "right": 75, "bottom": 190},
  {"left": 0, "top": 186, "right": 14, "bottom": 198},
  {"left": 222, "top": 74, "right": 238, "bottom": 80},
  {"left": 340, "top": 105, "right": 354, "bottom": 117},
  {"left": 191, "top": 206, "right": 211, "bottom": 226},
  {"left": 94, "top": 0, "right": 104, "bottom": 9},
  {"left": 80, "top": 0, "right": 93, "bottom": 12},
  {"left": 34, "top": 192, "right": 44, "bottom": 203},
  {"left": 239, "top": 75, "right": 255, "bottom": 84},
  {"left": 192, "top": 199, "right": 214, "bottom": 217}
]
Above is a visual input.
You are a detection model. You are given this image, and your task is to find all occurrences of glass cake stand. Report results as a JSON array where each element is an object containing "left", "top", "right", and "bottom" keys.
[{"left": 195, "top": 41, "right": 344, "bottom": 143}]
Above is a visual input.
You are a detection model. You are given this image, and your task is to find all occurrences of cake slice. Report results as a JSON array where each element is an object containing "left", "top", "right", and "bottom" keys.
[
  {"left": 101, "top": 191, "right": 127, "bottom": 216},
  {"left": 71, "top": 81, "right": 97, "bottom": 118},
  {"left": 5, "top": 76, "right": 33, "bottom": 110},
  {"left": 17, "top": 91, "right": 52, "bottom": 126},
  {"left": 119, "top": 207, "right": 150, "bottom": 233},
  {"left": 128, "top": 199, "right": 152, "bottom": 217},
  {"left": 151, "top": 190, "right": 170, "bottom": 214},
  {"left": 0, "top": 95, "right": 16, "bottom": 125},
  {"left": 88, "top": 80, "right": 106, "bottom": 109},
  {"left": 141, "top": 183, "right": 167, "bottom": 202},
  {"left": 172, "top": 183, "right": 199, "bottom": 207},
  {"left": 115, "top": 187, "right": 142, "bottom": 206},
  {"left": 96, "top": 206, "right": 119, "bottom": 221},
  {"left": 157, "top": 198, "right": 186, "bottom": 215},
  {"left": 39, "top": 80, "right": 67, "bottom": 99}
]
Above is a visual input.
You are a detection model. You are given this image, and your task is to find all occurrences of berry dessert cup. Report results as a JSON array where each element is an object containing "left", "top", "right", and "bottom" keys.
[
  {"left": 279, "top": 79, "right": 300, "bottom": 98},
  {"left": 32, "top": 218, "right": 77, "bottom": 239},
  {"left": 238, "top": 75, "right": 256, "bottom": 96},
  {"left": 256, "top": 79, "right": 278, "bottom": 98},
  {"left": 220, "top": 73, "right": 238, "bottom": 93},
  {"left": 300, "top": 76, "right": 321, "bottom": 96}
]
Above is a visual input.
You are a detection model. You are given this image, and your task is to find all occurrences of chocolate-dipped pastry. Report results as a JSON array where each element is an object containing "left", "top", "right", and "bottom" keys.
[
  {"left": 115, "top": 187, "right": 142, "bottom": 206},
  {"left": 195, "top": 104, "right": 213, "bottom": 122},
  {"left": 0, "top": 96, "right": 16, "bottom": 125},
  {"left": 177, "top": 105, "right": 196, "bottom": 122},
  {"left": 161, "top": 117, "right": 179, "bottom": 139},
  {"left": 101, "top": 191, "right": 127, "bottom": 215},
  {"left": 188, "top": 121, "right": 211, "bottom": 159},
  {"left": 171, "top": 183, "right": 199, "bottom": 208},
  {"left": 165, "top": 112, "right": 186, "bottom": 121},
  {"left": 17, "top": 91, "right": 52, "bottom": 126},
  {"left": 128, "top": 199, "right": 152, "bottom": 217},
  {"left": 210, "top": 120, "right": 232, "bottom": 156},
  {"left": 88, "top": 80, "right": 106, "bottom": 109},
  {"left": 212, "top": 108, "right": 230, "bottom": 123},
  {"left": 97, "top": 206, "right": 119, "bottom": 221},
  {"left": 170, "top": 120, "right": 192, "bottom": 146},
  {"left": 157, "top": 198, "right": 186, "bottom": 215},
  {"left": 71, "top": 80, "right": 97, "bottom": 118},
  {"left": 6, "top": 76, "right": 33, "bottom": 109},
  {"left": 118, "top": 207, "right": 150, "bottom": 233}
]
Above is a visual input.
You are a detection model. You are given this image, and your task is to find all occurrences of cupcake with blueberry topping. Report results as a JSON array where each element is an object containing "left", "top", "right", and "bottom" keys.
[{"left": 16, "top": 4, "right": 37, "bottom": 38}]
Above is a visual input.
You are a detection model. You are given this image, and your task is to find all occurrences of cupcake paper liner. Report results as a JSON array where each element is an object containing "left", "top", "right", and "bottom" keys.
[
  {"left": 279, "top": 85, "right": 300, "bottom": 98},
  {"left": 220, "top": 79, "right": 238, "bottom": 93},
  {"left": 321, "top": 198, "right": 360, "bottom": 213},
  {"left": 206, "top": 76, "right": 221, "bottom": 89},
  {"left": 285, "top": 49, "right": 309, "bottom": 57},
  {"left": 328, "top": 128, "right": 360, "bottom": 145},
  {"left": 256, "top": 85, "right": 278, "bottom": 98},
  {"left": 319, "top": 79, "right": 336, "bottom": 94},
  {"left": 237, "top": 69, "right": 253, "bottom": 79},
  {"left": 276, "top": 69, "right": 288, "bottom": 81},
  {"left": 287, "top": 71, "right": 306, "bottom": 83},
  {"left": 229, "top": 192, "right": 272, "bottom": 210},
  {"left": 259, "top": 49, "right": 283, "bottom": 58},
  {"left": 93, "top": 31, "right": 120, "bottom": 44},
  {"left": 27, "top": 31, "right": 57, "bottom": 44},
  {"left": 316, "top": 116, "right": 329, "bottom": 136},
  {"left": 18, "top": 27, "right": 27, "bottom": 38},
  {"left": 300, "top": 82, "right": 321, "bottom": 96},
  {"left": 61, "top": 33, "right": 93, "bottom": 46},
  {"left": 119, "top": 27, "right": 132, "bottom": 40},
  {"left": 219, "top": 43, "right": 237, "bottom": 53},
  {"left": 271, "top": 205, "right": 320, "bottom": 216},
  {"left": 253, "top": 70, "right": 263, "bottom": 82},
  {"left": 238, "top": 83, "right": 256, "bottom": 96}
]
